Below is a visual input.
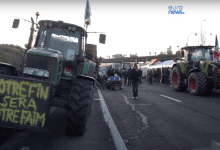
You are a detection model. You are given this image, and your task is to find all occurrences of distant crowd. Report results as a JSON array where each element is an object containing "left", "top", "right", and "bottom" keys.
[{"left": 98, "top": 66, "right": 173, "bottom": 87}]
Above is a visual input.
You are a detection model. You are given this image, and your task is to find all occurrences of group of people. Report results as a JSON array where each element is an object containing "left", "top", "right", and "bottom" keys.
[
  {"left": 100, "top": 65, "right": 174, "bottom": 99},
  {"left": 146, "top": 67, "right": 172, "bottom": 86},
  {"left": 105, "top": 65, "right": 143, "bottom": 99}
]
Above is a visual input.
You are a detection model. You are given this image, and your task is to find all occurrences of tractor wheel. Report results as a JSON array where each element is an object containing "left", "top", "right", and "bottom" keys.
[
  {"left": 188, "top": 72, "right": 207, "bottom": 96},
  {"left": 0, "top": 65, "right": 16, "bottom": 76},
  {"left": 204, "top": 80, "right": 213, "bottom": 96},
  {"left": 66, "top": 79, "right": 94, "bottom": 136},
  {"left": 172, "top": 66, "right": 187, "bottom": 92}
]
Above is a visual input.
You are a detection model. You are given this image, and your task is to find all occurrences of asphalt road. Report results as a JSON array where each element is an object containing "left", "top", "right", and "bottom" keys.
[
  {"left": 1, "top": 80, "right": 220, "bottom": 150},
  {"left": 100, "top": 81, "right": 220, "bottom": 150}
]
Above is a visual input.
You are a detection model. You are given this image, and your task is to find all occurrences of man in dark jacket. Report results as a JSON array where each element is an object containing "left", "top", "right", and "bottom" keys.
[
  {"left": 164, "top": 68, "right": 170, "bottom": 86},
  {"left": 111, "top": 68, "right": 115, "bottom": 76},
  {"left": 123, "top": 70, "right": 128, "bottom": 86},
  {"left": 148, "top": 69, "right": 153, "bottom": 84},
  {"left": 130, "top": 64, "right": 140, "bottom": 99},
  {"left": 107, "top": 68, "right": 112, "bottom": 77},
  {"left": 138, "top": 69, "right": 142, "bottom": 83},
  {"left": 154, "top": 69, "right": 158, "bottom": 84},
  {"left": 128, "top": 68, "right": 132, "bottom": 86}
]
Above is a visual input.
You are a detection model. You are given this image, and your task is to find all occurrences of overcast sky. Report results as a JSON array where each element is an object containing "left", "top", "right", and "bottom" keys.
[{"left": 1, "top": 0, "right": 220, "bottom": 58}]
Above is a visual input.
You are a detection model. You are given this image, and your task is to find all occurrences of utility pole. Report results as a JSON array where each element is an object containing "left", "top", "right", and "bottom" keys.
[{"left": 26, "top": 17, "right": 35, "bottom": 51}]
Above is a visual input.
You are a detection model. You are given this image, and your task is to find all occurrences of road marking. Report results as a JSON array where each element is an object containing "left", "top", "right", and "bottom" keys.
[
  {"left": 98, "top": 89, "right": 128, "bottom": 150},
  {"left": 160, "top": 95, "right": 182, "bottom": 103},
  {"left": 121, "top": 94, "right": 149, "bottom": 132},
  {"left": 93, "top": 99, "right": 100, "bottom": 100}
]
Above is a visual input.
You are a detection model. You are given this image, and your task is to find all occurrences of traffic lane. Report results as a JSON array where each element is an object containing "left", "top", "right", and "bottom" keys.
[
  {"left": 139, "top": 81, "right": 220, "bottom": 121},
  {"left": 16, "top": 90, "right": 115, "bottom": 150},
  {"left": 100, "top": 87, "right": 178, "bottom": 150},
  {"left": 102, "top": 83, "right": 220, "bottom": 149},
  {"left": 125, "top": 83, "right": 220, "bottom": 149}
]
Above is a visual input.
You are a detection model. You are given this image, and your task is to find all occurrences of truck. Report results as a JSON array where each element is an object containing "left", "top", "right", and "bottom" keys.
[
  {"left": 172, "top": 46, "right": 220, "bottom": 96},
  {"left": 0, "top": 15, "right": 106, "bottom": 136}
]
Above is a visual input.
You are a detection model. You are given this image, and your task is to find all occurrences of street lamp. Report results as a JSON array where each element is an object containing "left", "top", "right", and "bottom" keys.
[
  {"left": 209, "top": 33, "right": 212, "bottom": 45},
  {"left": 187, "top": 33, "right": 197, "bottom": 46},
  {"left": 201, "top": 20, "right": 205, "bottom": 45}
]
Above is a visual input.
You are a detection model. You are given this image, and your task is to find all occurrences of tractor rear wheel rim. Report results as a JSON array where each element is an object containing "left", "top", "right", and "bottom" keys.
[
  {"left": 173, "top": 72, "right": 178, "bottom": 86},
  {"left": 190, "top": 77, "right": 196, "bottom": 90}
]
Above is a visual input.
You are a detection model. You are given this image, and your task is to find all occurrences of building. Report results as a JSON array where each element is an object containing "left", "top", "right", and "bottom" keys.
[
  {"left": 167, "top": 46, "right": 173, "bottom": 55},
  {"left": 130, "top": 53, "right": 137, "bottom": 58},
  {"left": 112, "top": 54, "right": 123, "bottom": 58}
]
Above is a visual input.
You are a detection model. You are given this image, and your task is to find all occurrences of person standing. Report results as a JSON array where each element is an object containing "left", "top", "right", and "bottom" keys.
[
  {"left": 169, "top": 68, "right": 173, "bottom": 87},
  {"left": 154, "top": 69, "right": 158, "bottom": 84},
  {"left": 148, "top": 69, "right": 153, "bottom": 84},
  {"left": 164, "top": 68, "right": 170, "bottom": 86},
  {"left": 161, "top": 68, "right": 165, "bottom": 85},
  {"left": 130, "top": 64, "right": 140, "bottom": 99},
  {"left": 128, "top": 68, "right": 132, "bottom": 86},
  {"left": 107, "top": 67, "right": 112, "bottom": 77},
  {"left": 138, "top": 68, "right": 142, "bottom": 83},
  {"left": 123, "top": 70, "right": 128, "bottom": 86},
  {"left": 157, "top": 68, "right": 161, "bottom": 83}
]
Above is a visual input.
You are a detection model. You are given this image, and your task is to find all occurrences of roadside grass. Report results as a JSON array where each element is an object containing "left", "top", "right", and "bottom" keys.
[{"left": 0, "top": 44, "right": 25, "bottom": 69}]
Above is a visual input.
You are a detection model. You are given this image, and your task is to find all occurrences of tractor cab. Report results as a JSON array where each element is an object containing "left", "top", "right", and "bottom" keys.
[
  {"left": 180, "top": 46, "right": 214, "bottom": 62},
  {"left": 180, "top": 46, "right": 215, "bottom": 74}
]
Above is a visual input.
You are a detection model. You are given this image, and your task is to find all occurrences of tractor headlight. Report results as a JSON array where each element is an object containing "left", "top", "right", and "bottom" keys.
[
  {"left": 68, "top": 26, "right": 72, "bottom": 30},
  {"left": 44, "top": 22, "right": 48, "bottom": 27},
  {"left": 48, "top": 22, "right": 53, "bottom": 27},
  {"left": 72, "top": 27, "right": 76, "bottom": 31},
  {"left": 23, "top": 67, "right": 50, "bottom": 77}
]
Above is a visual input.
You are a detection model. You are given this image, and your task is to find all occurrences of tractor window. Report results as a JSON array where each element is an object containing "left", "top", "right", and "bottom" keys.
[
  {"left": 191, "top": 48, "right": 212, "bottom": 62},
  {"left": 37, "top": 27, "right": 81, "bottom": 60}
]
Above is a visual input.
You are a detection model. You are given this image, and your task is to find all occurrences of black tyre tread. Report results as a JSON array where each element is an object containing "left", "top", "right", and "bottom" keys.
[
  {"left": 188, "top": 72, "right": 207, "bottom": 96},
  {"left": 172, "top": 66, "right": 187, "bottom": 92},
  {"left": 66, "top": 79, "right": 93, "bottom": 136},
  {"left": 205, "top": 81, "right": 213, "bottom": 96}
]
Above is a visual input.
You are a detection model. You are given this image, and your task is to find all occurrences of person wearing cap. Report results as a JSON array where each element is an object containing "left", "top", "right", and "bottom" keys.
[{"left": 130, "top": 64, "right": 141, "bottom": 99}]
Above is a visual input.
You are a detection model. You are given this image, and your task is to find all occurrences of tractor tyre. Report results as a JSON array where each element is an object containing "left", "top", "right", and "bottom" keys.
[
  {"left": 0, "top": 65, "right": 16, "bottom": 76},
  {"left": 204, "top": 80, "right": 213, "bottom": 96},
  {"left": 188, "top": 72, "right": 207, "bottom": 96},
  {"left": 172, "top": 66, "right": 187, "bottom": 92},
  {"left": 66, "top": 79, "right": 94, "bottom": 136}
]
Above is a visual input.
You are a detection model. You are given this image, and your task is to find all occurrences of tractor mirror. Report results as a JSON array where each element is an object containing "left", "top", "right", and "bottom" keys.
[
  {"left": 99, "top": 34, "right": 106, "bottom": 44},
  {"left": 12, "top": 19, "right": 20, "bottom": 28},
  {"left": 181, "top": 51, "right": 184, "bottom": 57}
]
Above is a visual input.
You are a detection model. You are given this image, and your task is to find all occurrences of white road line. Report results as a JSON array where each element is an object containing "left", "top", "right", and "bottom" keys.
[
  {"left": 93, "top": 99, "right": 100, "bottom": 100},
  {"left": 160, "top": 95, "right": 182, "bottom": 103},
  {"left": 97, "top": 89, "right": 128, "bottom": 150}
]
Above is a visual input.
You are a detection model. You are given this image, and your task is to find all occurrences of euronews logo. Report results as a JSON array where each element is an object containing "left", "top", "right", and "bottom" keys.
[{"left": 168, "top": 6, "right": 185, "bottom": 14}]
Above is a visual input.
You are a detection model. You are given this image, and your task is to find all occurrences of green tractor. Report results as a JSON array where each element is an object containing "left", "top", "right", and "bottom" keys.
[
  {"left": 172, "top": 46, "right": 220, "bottom": 96},
  {"left": 0, "top": 18, "right": 105, "bottom": 136}
]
